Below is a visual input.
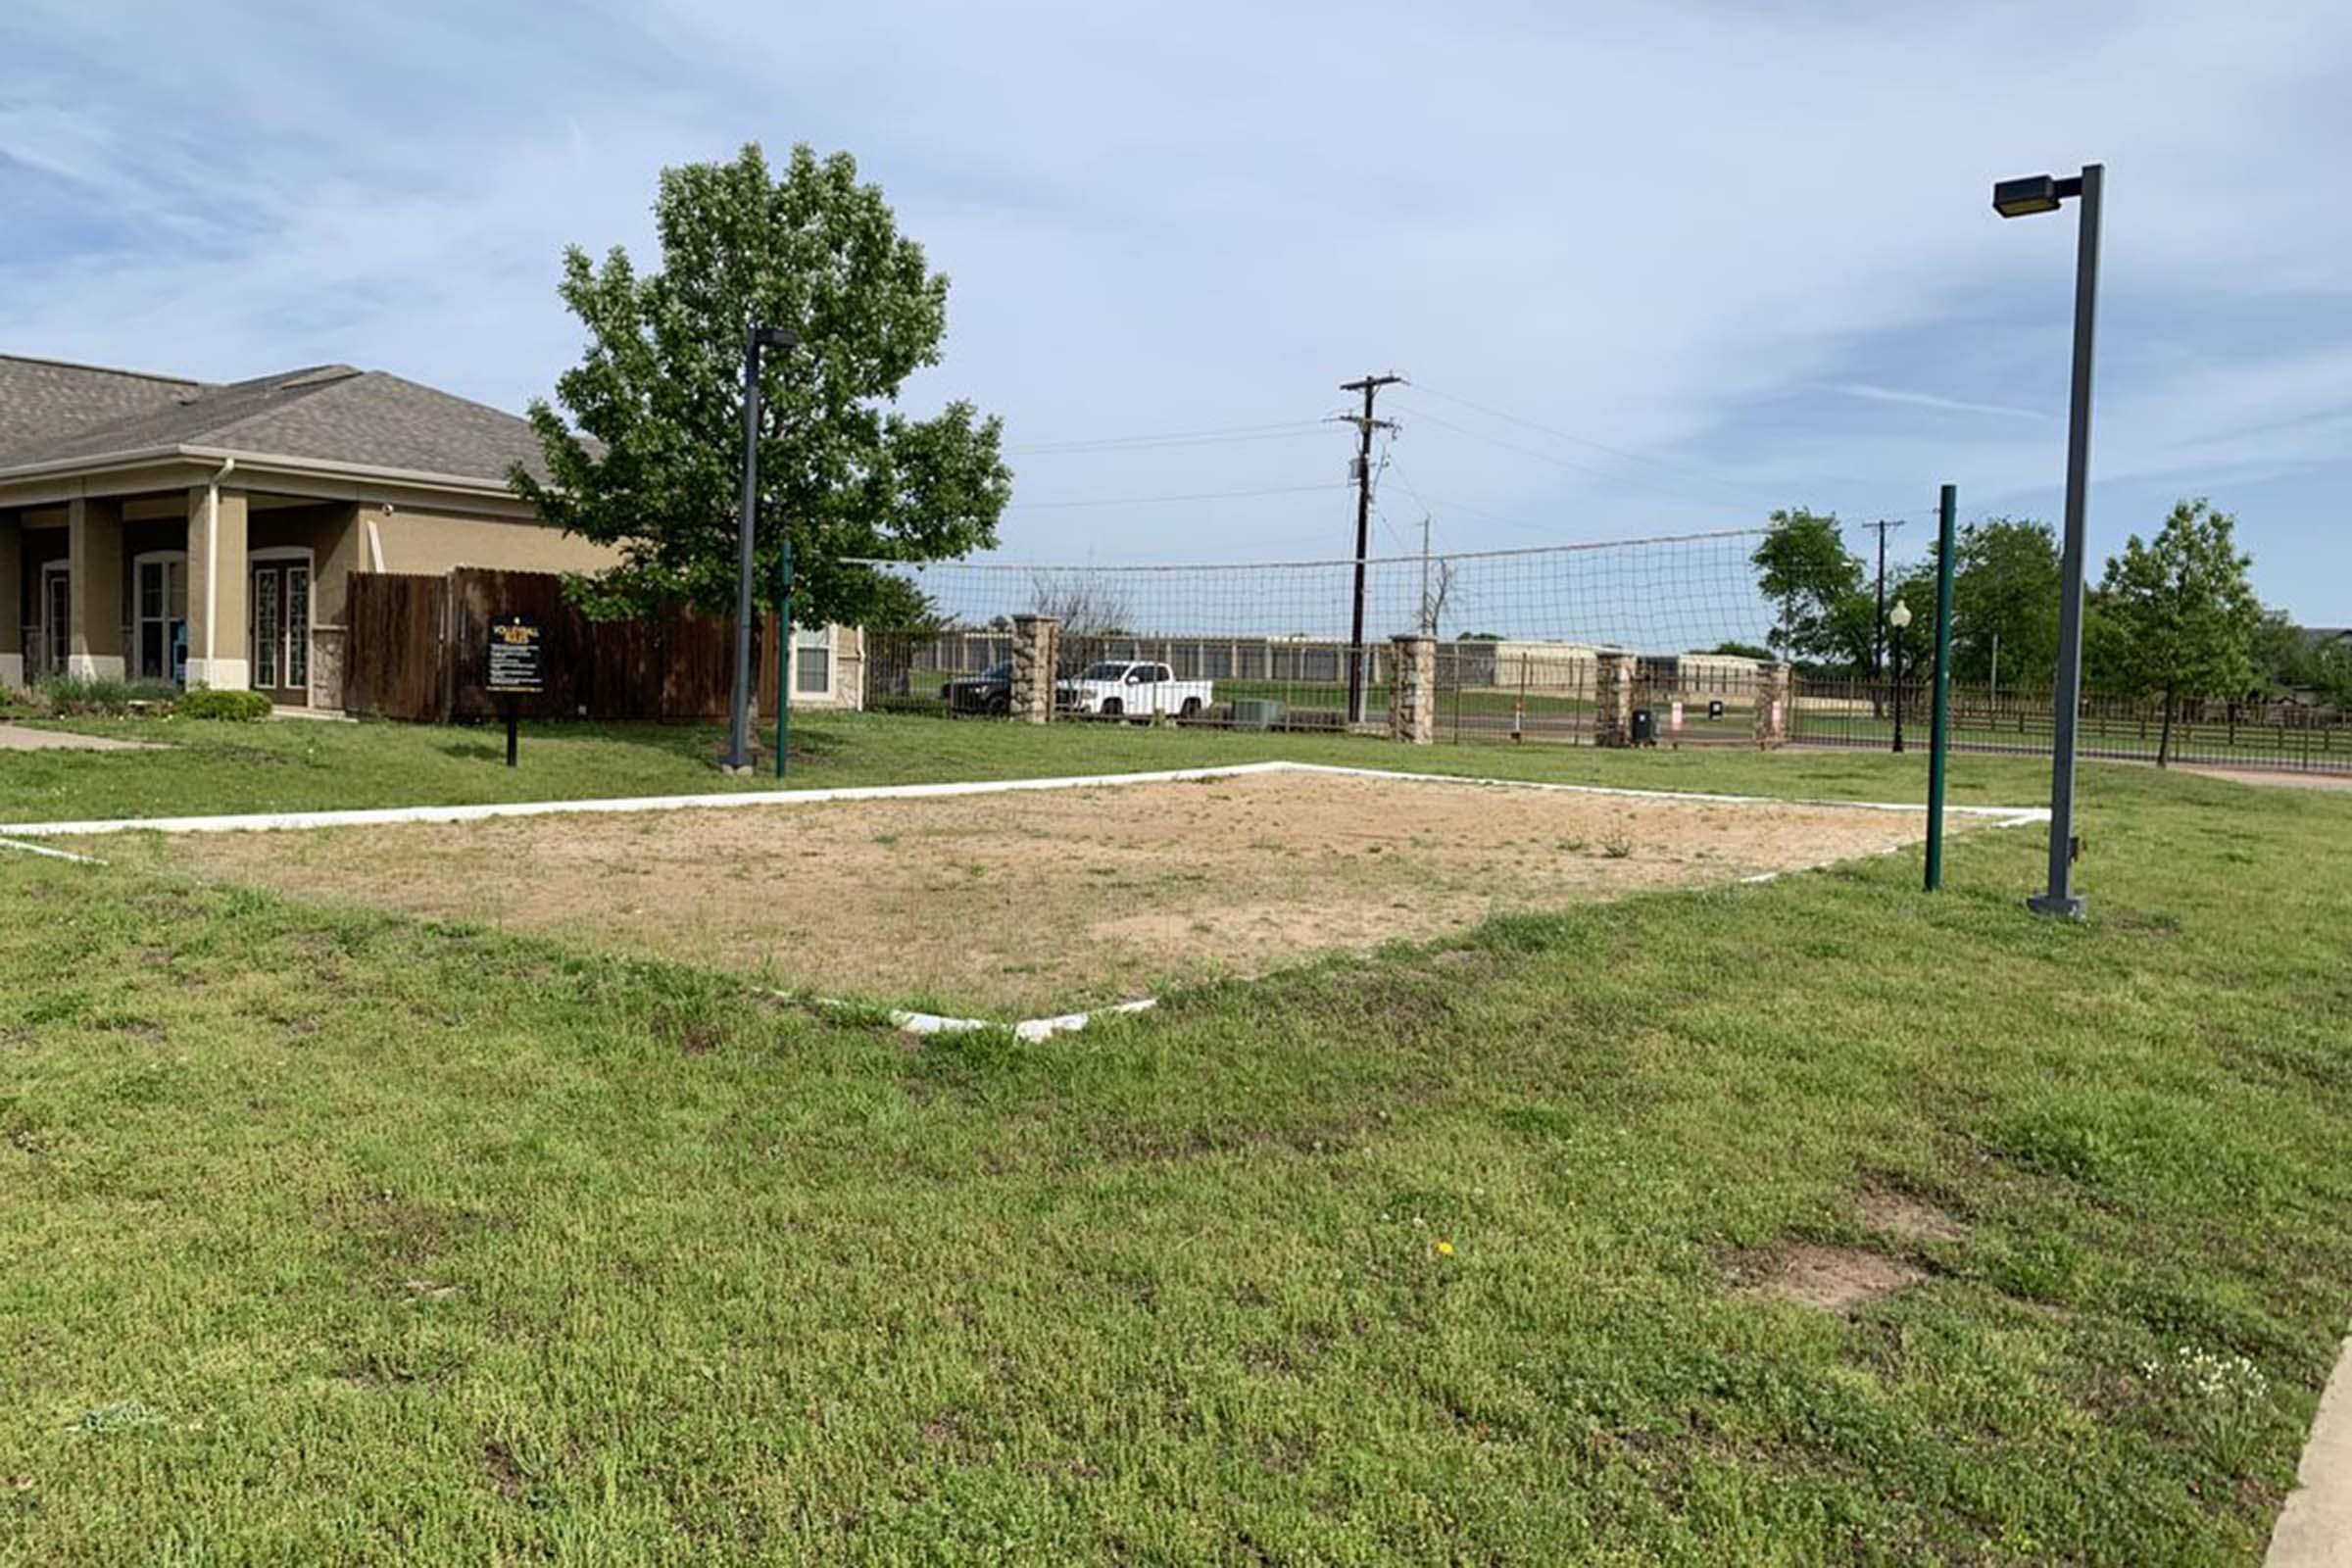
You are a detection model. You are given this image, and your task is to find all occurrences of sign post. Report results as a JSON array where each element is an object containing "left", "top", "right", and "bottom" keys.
[
  {"left": 774, "top": 537, "right": 794, "bottom": 779},
  {"left": 485, "top": 614, "right": 544, "bottom": 768}
]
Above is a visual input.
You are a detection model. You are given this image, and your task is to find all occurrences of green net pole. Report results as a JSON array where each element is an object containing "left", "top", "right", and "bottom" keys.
[
  {"left": 1925, "top": 483, "right": 1957, "bottom": 891},
  {"left": 774, "top": 538, "right": 793, "bottom": 780}
]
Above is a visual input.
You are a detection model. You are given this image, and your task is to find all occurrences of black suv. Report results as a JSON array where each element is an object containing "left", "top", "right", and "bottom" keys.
[{"left": 940, "top": 662, "right": 1014, "bottom": 715}]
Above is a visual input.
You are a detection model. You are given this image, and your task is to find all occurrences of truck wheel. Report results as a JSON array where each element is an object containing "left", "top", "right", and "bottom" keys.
[
  {"left": 1179, "top": 697, "right": 1202, "bottom": 719},
  {"left": 987, "top": 692, "right": 1010, "bottom": 716},
  {"left": 1100, "top": 698, "right": 1123, "bottom": 718}
]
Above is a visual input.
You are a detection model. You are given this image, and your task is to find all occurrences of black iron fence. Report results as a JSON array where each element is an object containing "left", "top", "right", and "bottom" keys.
[
  {"left": 854, "top": 625, "right": 2349, "bottom": 773},
  {"left": 1790, "top": 675, "right": 2350, "bottom": 774}
]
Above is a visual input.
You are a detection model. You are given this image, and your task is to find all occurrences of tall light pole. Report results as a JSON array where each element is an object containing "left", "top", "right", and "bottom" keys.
[
  {"left": 1888, "top": 599, "right": 1913, "bottom": 753},
  {"left": 728, "top": 323, "right": 798, "bottom": 773},
  {"left": 1994, "top": 164, "right": 2101, "bottom": 919}
]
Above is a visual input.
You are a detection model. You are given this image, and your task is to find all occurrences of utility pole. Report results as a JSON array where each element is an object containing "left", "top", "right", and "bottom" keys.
[
  {"left": 1338, "top": 372, "right": 1402, "bottom": 725},
  {"left": 1863, "top": 518, "right": 1906, "bottom": 677}
]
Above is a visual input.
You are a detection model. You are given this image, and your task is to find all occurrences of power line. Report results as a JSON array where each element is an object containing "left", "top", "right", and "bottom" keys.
[
  {"left": 845, "top": 523, "right": 1767, "bottom": 576},
  {"left": 1005, "top": 481, "right": 1348, "bottom": 511},
  {"left": 1405, "top": 381, "right": 1938, "bottom": 516},
  {"left": 1384, "top": 452, "right": 1559, "bottom": 539},
  {"left": 1006, "top": 420, "right": 1328, "bottom": 455},
  {"left": 1407, "top": 382, "right": 1767, "bottom": 497},
  {"left": 1391, "top": 398, "right": 1797, "bottom": 514}
]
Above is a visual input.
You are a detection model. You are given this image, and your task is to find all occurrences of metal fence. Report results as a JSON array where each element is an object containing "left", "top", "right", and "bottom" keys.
[
  {"left": 1790, "top": 675, "right": 2351, "bottom": 774},
  {"left": 858, "top": 621, "right": 2350, "bottom": 773}
]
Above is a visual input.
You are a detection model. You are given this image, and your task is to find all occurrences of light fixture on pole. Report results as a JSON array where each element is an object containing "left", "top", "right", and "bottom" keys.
[
  {"left": 727, "top": 323, "right": 799, "bottom": 773},
  {"left": 1994, "top": 164, "right": 2102, "bottom": 919},
  {"left": 1888, "top": 599, "right": 1913, "bottom": 754}
]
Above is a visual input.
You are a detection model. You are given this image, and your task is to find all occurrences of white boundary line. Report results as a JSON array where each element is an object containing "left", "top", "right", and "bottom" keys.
[
  {"left": 0, "top": 759, "right": 2045, "bottom": 839},
  {"left": 1268, "top": 760, "right": 2048, "bottom": 826},
  {"left": 4, "top": 761, "right": 2041, "bottom": 1046},
  {"left": 800, "top": 993, "right": 1159, "bottom": 1045},
  {"left": 0, "top": 836, "right": 107, "bottom": 864},
  {"left": 0, "top": 761, "right": 1297, "bottom": 838}
]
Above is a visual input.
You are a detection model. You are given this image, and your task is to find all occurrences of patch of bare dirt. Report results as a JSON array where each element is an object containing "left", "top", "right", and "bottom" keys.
[
  {"left": 162, "top": 771, "right": 1979, "bottom": 1015},
  {"left": 1856, "top": 1188, "right": 1969, "bottom": 1244},
  {"left": 1739, "top": 1244, "right": 1927, "bottom": 1313}
]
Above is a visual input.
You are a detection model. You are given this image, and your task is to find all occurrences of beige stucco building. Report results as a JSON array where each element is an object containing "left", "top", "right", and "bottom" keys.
[{"left": 0, "top": 354, "right": 861, "bottom": 710}]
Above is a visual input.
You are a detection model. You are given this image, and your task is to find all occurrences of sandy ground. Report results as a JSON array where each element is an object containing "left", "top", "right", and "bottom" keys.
[{"left": 155, "top": 771, "right": 1977, "bottom": 1014}]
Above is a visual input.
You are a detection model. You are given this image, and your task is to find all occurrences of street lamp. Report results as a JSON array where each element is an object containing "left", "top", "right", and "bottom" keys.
[
  {"left": 1888, "top": 599, "right": 1913, "bottom": 754},
  {"left": 1994, "top": 164, "right": 2102, "bottom": 919},
  {"left": 727, "top": 323, "right": 799, "bottom": 773}
]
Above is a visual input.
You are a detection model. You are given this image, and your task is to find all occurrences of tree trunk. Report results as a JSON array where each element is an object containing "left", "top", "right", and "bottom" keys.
[{"left": 2158, "top": 685, "right": 2175, "bottom": 767}]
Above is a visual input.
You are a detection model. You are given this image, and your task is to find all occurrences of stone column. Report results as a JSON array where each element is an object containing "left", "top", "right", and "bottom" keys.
[
  {"left": 1753, "top": 661, "right": 1792, "bottom": 748},
  {"left": 0, "top": 514, "right": 22, "bottom": 690},
  {"left": 1388, "top": 634, "right": 1436, "bottom": 745},
  {"left": 1010, "top": 614, "right": 1059, "bottom": 724},
  {"left": 185, "top": 484, "right": 250, "bottom": 690},
  {"left": 67, "top": 497, "right": 125, "bottom": 679},
  {"left": 1594, "top": 650, "right": 1635, "bottom": 748}
]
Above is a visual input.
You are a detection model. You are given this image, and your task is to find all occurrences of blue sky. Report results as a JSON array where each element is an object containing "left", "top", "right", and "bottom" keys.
[{"left": 4, "top": 1, "right": 2347, "bottom": 619}]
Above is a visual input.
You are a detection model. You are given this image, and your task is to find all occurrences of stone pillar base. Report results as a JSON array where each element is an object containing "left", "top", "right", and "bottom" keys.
[
  {"left": 184, "top": 658, "right": 251, "bottom": 691},
  {"left": 1010, "top": 615, "right": 1061, "bottom": 724},
  {"left": 65, "top": 654, "right": 126, "bottom": 681},
  {"left": 1594, "top": 650, "right": 1636, "bottom": 748},
  {"left": 1753, "top": 662, "right": 1792, "bottom": 748},
  {"left": 0, "top": 654, "right": 24, "bottom": 691},
  {"left": 1389, "top": 634, "right": 1436, "bottom": 745}
]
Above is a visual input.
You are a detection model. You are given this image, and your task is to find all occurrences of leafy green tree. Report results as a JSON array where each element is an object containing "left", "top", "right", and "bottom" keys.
[
  {"left": 2247, "top": 607, "right": 2304, "bottom": 695},
  {"left": 1704, "top": 640, "right": 1775, "bottom": 661},
  {"left": 2310, "top": 641, "right": 2352, "bottom": 710},
  {"left": 2093, "top": 499, "right": 2264, "bottom": 764},
  {"left": 1751, "top": 510, "right": 1865, "bottom": 666},
  {"left": 1947, "top": 518, "right": 2060, "bottom": 688},
  {"left": 514, "top": 143, "right": 1011, "bottom": 627},
  {"left": 2252, "top": 612, "right": 2352, "bottom": 709}
]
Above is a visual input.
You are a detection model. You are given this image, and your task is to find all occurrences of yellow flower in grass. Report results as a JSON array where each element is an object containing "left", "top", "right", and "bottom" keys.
[{"left": 1433, "top": 1239, "right": 1455, "bottom": 1257}]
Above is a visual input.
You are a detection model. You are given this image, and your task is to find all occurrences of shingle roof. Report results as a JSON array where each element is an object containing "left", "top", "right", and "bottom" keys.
[
  {"left": 0, "top": 355, "right": 206, "bottom": 457},
  {"left": 0, "top": 355, "right": 552, "bottom": 486}
]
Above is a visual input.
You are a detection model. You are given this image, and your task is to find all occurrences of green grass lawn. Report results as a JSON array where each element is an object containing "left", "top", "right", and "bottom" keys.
[{"left": 3, "top": 719, "right": 2349, "bottom": 1562}]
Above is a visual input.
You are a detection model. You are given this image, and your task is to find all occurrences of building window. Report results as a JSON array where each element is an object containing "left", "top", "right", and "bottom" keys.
[
  {"left": 134, "top": 555, "right": 189, "bottom": 684},
  {"left": 795, "top": 624, "right": 832, "bottom": 696},
  {"left": 253, "top": 567, "right": 280, "bottom": 689},
  {"left": 285, "top": 565, "right": 311, "bottom": 691},
  {"left": 41, "top": 565, "right": 70, "bottom": 675}
]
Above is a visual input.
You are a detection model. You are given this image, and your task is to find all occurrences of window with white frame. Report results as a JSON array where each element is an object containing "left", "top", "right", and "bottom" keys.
[
  {"left": 134, "top": 553, "right": 189, "bottom": 684},
  {"left": 794, "top": 624, "right": 833, "bottom": 696}
]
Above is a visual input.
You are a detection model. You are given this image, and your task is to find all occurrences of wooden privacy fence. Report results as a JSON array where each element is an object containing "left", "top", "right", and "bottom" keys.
[{"left": 344, "top": 568, "right": 780, "bottom": 723}]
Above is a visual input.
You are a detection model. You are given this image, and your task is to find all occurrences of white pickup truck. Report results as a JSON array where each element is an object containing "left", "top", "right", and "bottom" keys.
[{"left": 1056, "top": 661, "right": 1214, "bottom": 720}]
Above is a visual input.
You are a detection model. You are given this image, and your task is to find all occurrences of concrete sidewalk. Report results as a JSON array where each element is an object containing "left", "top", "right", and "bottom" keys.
[
  {"left": 0, "top": 723, "right": 154, "bottom": 752},
  {"left": 2271, "top": 1331, "right": 2352, "bottom": 1567}
]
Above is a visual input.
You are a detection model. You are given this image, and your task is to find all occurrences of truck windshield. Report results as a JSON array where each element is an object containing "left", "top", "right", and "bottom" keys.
[{"left": 1079, "top": 662, "right": 1130, "bottom": 680}]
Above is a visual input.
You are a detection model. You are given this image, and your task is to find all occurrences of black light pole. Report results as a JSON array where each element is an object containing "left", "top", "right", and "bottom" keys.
[
  {"left": 727, "top": 324, "right": 798, "bottom": 772},
  {"left": 1888, "top": 599, "right": 1912, "bottom": 753},
  {"left": 1994, "top": 165, "right": 2101, "bottom": 919}
]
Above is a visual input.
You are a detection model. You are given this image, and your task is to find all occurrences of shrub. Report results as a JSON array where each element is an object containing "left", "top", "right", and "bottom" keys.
[
  {"left": 177, "top": 688, "right": 272, "bottom": 722},
  {"left": 30, "top": 674, "right": 174, "bottom": 715}
]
